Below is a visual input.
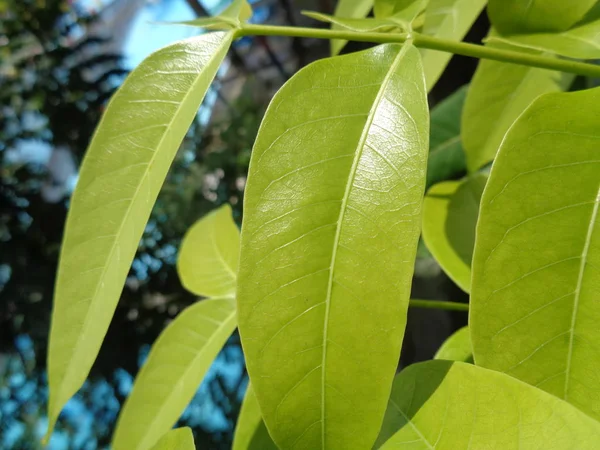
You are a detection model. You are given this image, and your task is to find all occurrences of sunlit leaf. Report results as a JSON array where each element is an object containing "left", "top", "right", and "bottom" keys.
[
  {"left": 237, "top": 43, "right": 428, "bottom": 449},
  {"left": 233, "top": 384, "right": 277, "bottom": 450},
  {"left": 113, "top": 298, "right": 237, "bottom": 450},
  {"left": 177, "top": 204, "right": 239, "bottom": 297},
  {"left": 172, "top": 0, "right": 252, "bottom": 30},
  {"left": 422, "top": 174, "right": 487, "bottom": 292},
  {"left": 329, "top": 0, "right": 374, "bottom": 55},
  {"left": 45, "top": 31, "right": 233, "bottom": 438},
  {"left": 376, "top": 361, "right": 600, "bottom": 449},
  {"left": 302, "top": 11, "right": 398, "bottom": 32},
  {"left": 434, "top": 326, "right": 472, "bottom": 362},
  {"left": 150, "top": 428, "right": 195, "bottom": 450},
  {"left": 471, "top": 87, "right": 600, "bottom": 421}
]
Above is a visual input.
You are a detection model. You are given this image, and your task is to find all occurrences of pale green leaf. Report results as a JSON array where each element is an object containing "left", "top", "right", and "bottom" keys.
[
  {"left": 374, "top": 0, "right": 427, "bottom": 20},
  {"left": 422, "top": 174, "right": 487, "bottom": 292},
  {"left": 427, "top": 85, "right": 467, "bottom": 189},
  {"left": 471, "top": 87, "right": 600, "bottom": 421},
  {"left": 487, "top": 0, "right": 596, "bottom": 34},
  {"left": 233, "top": 384, "right": 277, "bottom": 450},
  {"left": 376, "top": 361, "right": 600, "bottom": 449},
  {"left": 177, "top": 204, "right": 239, "bottom": 297},
  {"left": 302, "top": 11, "right": 398, "bottom": 32},
  {"left": 329, "top": 0, "right": 374, "bottom": 55},
  {"left": 172, "top": 0, "right": 252, "bottom": 30},
  {"left": 150, "top": 428, "right": 195, "bottom": 450},
  {"left": 420, "top": 0, "right": 487, "bottom": 91},
  {"left": 237, "top": 43, "right": 428, "bottom": 449},
  {"left": 45, "top": 31, "right": 233, "bottom": 439},
  {"left": 461, "top": 36, "right": 572, "bottom": 172},
  {"left": 113, "top": 298, "right": 237, "bottom": 450},
  {"left": 434, "top": 326, "right": 472, "bottom": 362}
]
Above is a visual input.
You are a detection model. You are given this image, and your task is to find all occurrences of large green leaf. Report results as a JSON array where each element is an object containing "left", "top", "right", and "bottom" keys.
[
  {"left": 422, "top": 174, "right": 487, "bottom": 292},
  {"left": 487, "top": 0, "right": 596, "bottom": 34},
  {"left": 420, "top": 0, "right": 487, "bottom": 91},
  {"left": 329, "top": 0, "right": 373, "bottom": 55},
  {"left": 177, "top": 204, "right": 239, "bottom": 297},
  {"left": 427, "top": 85, "right": 467, "bottom": 189},
  {"left": 461, "top": 37, "right": 571, "bottom": 172},
  {"left": 45, "top": 31, "right": 233, "bottom": 437},
  {"left": 233, "top": 384, "right": 277, "bottom": 450},
  {"left": 471, "top": 87, "right": 600, "bottom": 421},
  {"left": 237, "top": 43, "right": 428, "bottom": 450},
  {"left": 434, "top": 326, "right": 472, "bottom": 362},
  {"left": 376, "top": 361, "right": 600, "bottom": 449},
  {"left": 150, "top": 428, "right": 195, "bottom": 450},
  {"left": 112, "top": 298, "right": 236, "bottom": 450}
]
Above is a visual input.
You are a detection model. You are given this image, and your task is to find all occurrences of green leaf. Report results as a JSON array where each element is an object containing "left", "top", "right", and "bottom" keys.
[
  {"left": 237, "top": 43, "right": 428, "bottom": 450},
  {"left": 376, "top": 360, "right": 600, "bottom": 449},
  {"left": 233, "top": 384, "right": 278, "bottom": 450},
  {"left": 177, "top": 204, "right": 239, "bottom": 297},
  {"left": 427, "top": 85, "right": 467, "bottom": 189},
  {"left": 172, "top": 0, "right": 252, "bottom": 29},
  {"left": 434, "top": 326, "right": 472, "bottom": 362},
  {"left": 461, "top": 37, "right": 572, "bottom": 172},
  {"left": 487, "top": 0, "right": 596, "bottom": 34},
  {"left": 422, "top": 174, "right": 487, "bottom": 293},
  {"left": 45, "top": 31, "right": 233, "bottom": 439},
  {"left": 471, "top": 87, "right": 600, "bottom": 421},
  {"left": 329, "top": 0, "right": 374, "bottom": 55},
  {"left": 420, "top": 0, "right": 487, "bottom": 91},
  {"left": 374, "top": 0, "right": 426, "bottom": 20},
  {"left": 150, "top": 428, "right": 195, "bottom": 450},
  {"left": 112, "top": 298, "right": 237, "bottom": 450},
  {"left": 302, "top": 11, "right": 399, "bottom": 32}
]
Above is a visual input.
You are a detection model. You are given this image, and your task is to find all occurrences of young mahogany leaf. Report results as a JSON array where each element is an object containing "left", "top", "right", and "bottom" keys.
[
  {"left": 471, "top": 87, "right": 600, "bottom": 421},
  {"left": 329, "top": 0, "right": 374, "bottom": 55},
  {"left": 461, "top": 37, "right": 572, "bottom": 172},
  {"left": 434, "top": 326, "right": 472, "bottom": 362},
  {"left": 422, "top": 173, "right": 487, "bottom": 293},
  {"left": 420, "top": 0, "right": 487, "bottom": 91},
  {"left": 112, "top": 298, "right": 237, "bottom": 450},
  {"left": 427, "top": 85, "right": 467, "bottom": 189},
  {"left": 233, "top": 384, "right": 277, "bottom": 450},
  {"left": 177, "top": 204, "right": 239, "bottom": 297},
  {"left": 173, "top": 0, "right": 252, "bottom": 30},
  {"left": 150, "top": 428, "right": 195, "bottom": 450},
  {"left": 487, "top": 0, "right": 596, "bottom": 35},
  {"left": 375, "top": 361, "right": 600, "bottom": 449},
  {"left": 45, "top": 31, "right": 233, "bottom": 438},
  {"left": 237, "top": 43, "right": 428, "bottom": 450},
  {"left": 302, "top": 11, "right": 398, "bottom": 33}
]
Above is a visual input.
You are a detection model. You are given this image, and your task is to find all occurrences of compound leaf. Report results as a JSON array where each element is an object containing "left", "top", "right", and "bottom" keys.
[
  {"left": 150, "top": 428, "right": 195, "bottom": 450},
  {"left": 233, "top": 384, "right": 277, "bottom": 450},
  {"left": 434, "top": 326, "right": 472, "bottom": 362}
]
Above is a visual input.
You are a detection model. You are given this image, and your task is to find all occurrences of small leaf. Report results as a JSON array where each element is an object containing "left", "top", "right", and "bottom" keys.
[
  {"left": 461, "top": 35, "right": 572, "bottom": 172},
  {"left": 434, "top": 326, "right": 472, "bottom": 362},
  {"left": 177, "top": 204, "right": 239, "bottom": 297},
  {"left": 420, "top": 0, "right": 487, "bottom": 90},
  {"left": 471, "top": 87, "right": 600, "bottom": 421},
  {"left": 45, "top": 31, "right": 233, "bottom": 439},
  {"left": 487, "top": 0, "right": 596, "bottom": 34},
  {"left": 427, "top": 85, "right": 467, "bottom": 189},
  {"left": 374, "top": 0, "right": 426, "bottom": 20},
  {"left": 112, "top": 298, "right": 237, "bottom": 450},
  {"left": 233, "top": 384, "right": 278, "bottom": 450},
  {"left": 302, "top": 11, "right": 398, "bottom": 32},
  {"left": 422, "top": 174, "right": 487, "bottom": 293},
  {"left": 173, "top": 0, "right": 252, "bottom": 30},
  {"left": 237, "top": 43, "right": 428, "bottom": 449},
  {"left": 150, "top": 428, "right": 195, "bottom": 450},
  {"left": 376, "top": 361, "right": 600, "bottom": 449},
  {"left": 329, "top": 0, "right": 374, "bottom": 55}
]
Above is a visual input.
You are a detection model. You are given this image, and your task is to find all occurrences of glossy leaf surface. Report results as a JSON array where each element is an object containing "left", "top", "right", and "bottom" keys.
[
  {"left": 329, "top": 0, "right": 373, "bottom": 55},
  {"left": 422, "top": 174, "right": 486, "bottom": 293},
  {"left": 487, "top": 0, "right": 596, "bottom": 34},
  {"left": 461, "top": 38, "right": 571, "bottom": 172},
  {"left": 434, "top": 326, "right": 472, "bottom": 362},
  {"left": 45, "top": 32, "right": 233, "bottom": 437},
  {"left": 376, "top": 361, "right": 600, "bottom": 449},
  {"left": 233, "top": 385, "right": 277, "bottom": 450},
  {"left": 150, "top": 428, "right": 195, "bottom": 450},
  {"left": 237, "top": 43, "right": 428, "bottom": 450},
  {"left": 177, "top": 204, "right": 239, "bottom": 297},
  {"left": 471, "top": 88, "right": 600, "bottom": 421},
  {"left": 112, "top": 298, "right": 236, "bottom": 450},
  {"left": 420, "top": 0, "right": 487, "bottom": 90}
]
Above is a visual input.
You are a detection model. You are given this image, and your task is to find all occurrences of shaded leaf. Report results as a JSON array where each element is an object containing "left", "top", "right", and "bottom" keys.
[
  {"left": 434, "top": 326, "right": 472, "bottom": 362},
  {"left": 329, "top": 0, "right": 374, "bottom": 55},
  {"left": 150, "top": 428, "right": 195, "bottom": 450},
  {"left": 237, "top": 43, "right": 428, "bottom": 449},
  {"left": 233, "top": 384, "right": 278, "bottom": 450},
  {"left": 113, "top": 298, "right": 237, "bottom": 450},
  {"left": 45, "top": 31, "right": 233, "bottom": 438},
  {"left": 471, "top": 87, "right": 600, "bottom": 421}
]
